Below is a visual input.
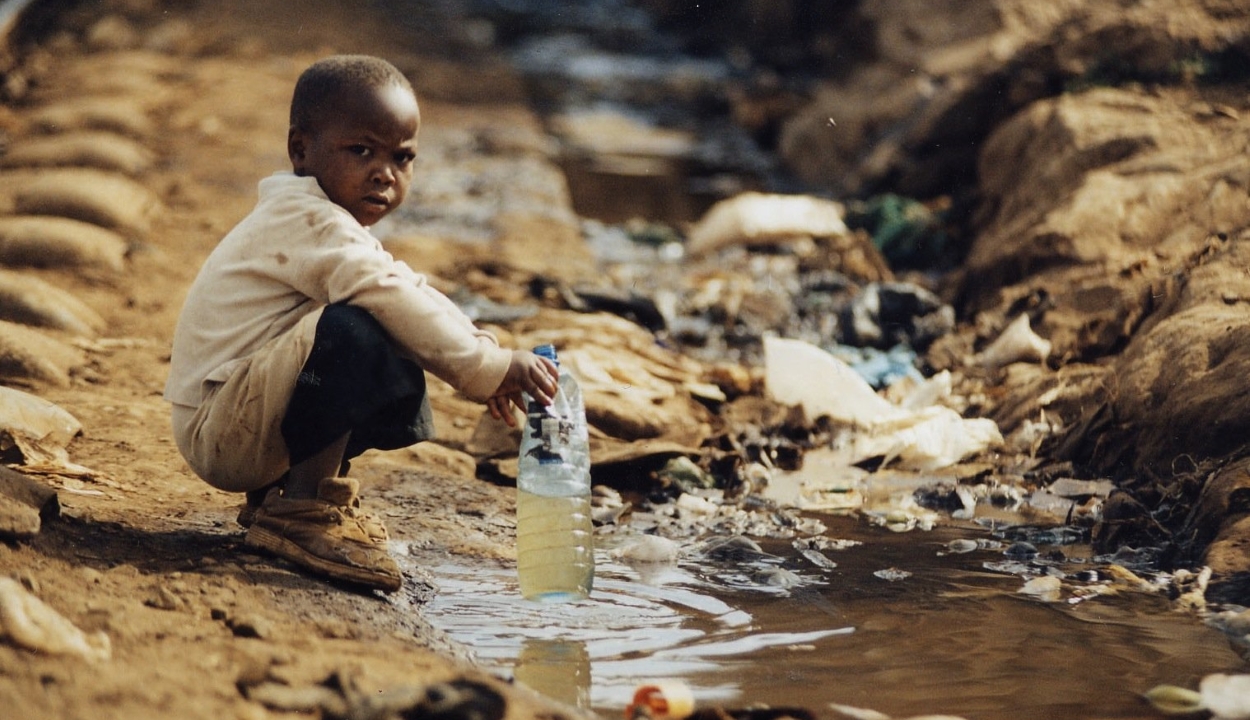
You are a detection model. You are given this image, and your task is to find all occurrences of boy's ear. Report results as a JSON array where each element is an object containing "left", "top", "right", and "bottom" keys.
[{"left": 287, "top": 127, "right": 307, "bottom": 171}]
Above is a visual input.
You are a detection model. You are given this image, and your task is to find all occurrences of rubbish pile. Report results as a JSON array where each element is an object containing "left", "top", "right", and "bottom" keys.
[{"left": 432, "top": 190, "right": 1021, "bottom": 540}]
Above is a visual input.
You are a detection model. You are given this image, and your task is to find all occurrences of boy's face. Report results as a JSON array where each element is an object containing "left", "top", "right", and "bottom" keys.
[{"left": 288, "top": 82, "right": 420, "bottom": 227}]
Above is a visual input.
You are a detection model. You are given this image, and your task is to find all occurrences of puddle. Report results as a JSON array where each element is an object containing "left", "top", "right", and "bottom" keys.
[
  {"left": 413, "top": 512, "right": 1243, "bottom": 719},
  {"left": 417, "top": 552, "right": 849, "bottom": 711}
]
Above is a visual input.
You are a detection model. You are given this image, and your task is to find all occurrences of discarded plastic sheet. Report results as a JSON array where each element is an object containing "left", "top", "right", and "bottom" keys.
[
  {"left": 0, "top": 386, "right": 82, "bottom": 467},
  {"left": 975, "top": 313, "right": 1051, "bottom": 369},
  {"left": 828, "top": 344, "right": 923, "bottom": 389},
  {"left": 764, "top": 337, "right": 1002, "bottom": 471},
  {"left": 853, "top": 407, "right": 1003, "bottom": 472},
  {"left": 0, "top": 576, "right": 111, "bottom": 662},
  {"left": 765, "top": 336, "right": 903, "bottom": 427},
  {"left": 686, "top": 192, "right": 848, "bottom": 257}
]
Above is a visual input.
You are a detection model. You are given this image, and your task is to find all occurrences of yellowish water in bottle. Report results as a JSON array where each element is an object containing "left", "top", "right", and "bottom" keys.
[{"left": 516, "top": 489, "right": 594, "bottom": 601}]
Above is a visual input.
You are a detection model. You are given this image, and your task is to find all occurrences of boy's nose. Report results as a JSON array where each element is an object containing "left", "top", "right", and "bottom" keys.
[{"left": 372, "top": 162, "right": 397, "bottom": 185}]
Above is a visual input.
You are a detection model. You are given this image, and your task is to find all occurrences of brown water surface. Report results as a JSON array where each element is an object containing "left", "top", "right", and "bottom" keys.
[{"left": 415, "top": 513, "right": 1242, "bottom": 720}]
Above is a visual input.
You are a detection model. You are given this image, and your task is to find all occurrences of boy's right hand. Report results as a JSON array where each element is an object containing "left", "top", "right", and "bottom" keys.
[{"left": 486, "top": 350, "right": 559, "bottom": 427}]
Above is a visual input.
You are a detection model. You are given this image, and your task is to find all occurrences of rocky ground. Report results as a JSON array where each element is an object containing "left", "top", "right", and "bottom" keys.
[{"left": 1, "top": 0, "right": 1250, "bottom": 719}]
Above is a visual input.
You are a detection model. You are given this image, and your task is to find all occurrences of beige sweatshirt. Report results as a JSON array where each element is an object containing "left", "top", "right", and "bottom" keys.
[{"left": 164, "top": 172, "right": 511, "bottom": 409}]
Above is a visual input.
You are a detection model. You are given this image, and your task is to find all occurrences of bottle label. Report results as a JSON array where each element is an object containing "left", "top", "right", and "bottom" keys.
[{"left": 525, "top": 400, "right": 574, "bottom": 465}]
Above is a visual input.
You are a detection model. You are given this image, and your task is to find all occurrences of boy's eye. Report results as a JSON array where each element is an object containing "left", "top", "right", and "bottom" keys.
[
  {"left": 349, "top": 145, "right": 371, "bottom": 157},
  {"left": 395, "top": 151, "right": 415, "bottom": 165}
]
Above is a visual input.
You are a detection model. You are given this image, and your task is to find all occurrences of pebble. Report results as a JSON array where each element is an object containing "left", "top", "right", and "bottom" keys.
[
  {"left": 1004, "top": 541, "right": 1038, "bottom": 559},
  {"left": 227, "top": 613, "right": 272, "bottom": 639},
  {"left": 942, "top": 538, "right": 980, "bottom": 554}
]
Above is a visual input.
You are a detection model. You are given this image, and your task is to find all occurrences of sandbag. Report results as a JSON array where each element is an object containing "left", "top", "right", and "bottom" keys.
[
  {"left": 0, "top": 131, "right": 155, "bottom": 176},
  {"left": 0, "top": 216, "right": 129, "bottom": 272},
  {"left": 12, "top": 169, "right": 159, "bottom": 235},
  {"left": 0, "top": 320, "right": 86, "bottom": 387},
  {"left": 26, "top": 97, "right": 155, "bottom": 138},
  {"left": 0, "top": 269, "right": 106, "bottom": 336}
]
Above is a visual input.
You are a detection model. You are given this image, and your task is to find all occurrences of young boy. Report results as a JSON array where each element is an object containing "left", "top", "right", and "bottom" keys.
[{"left": 164, "top": 55, "right": 558, "bottom": 593}]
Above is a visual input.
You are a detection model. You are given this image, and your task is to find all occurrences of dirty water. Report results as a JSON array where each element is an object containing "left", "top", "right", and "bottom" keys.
[{"left": 411, "top": 506, "right": 1243, "bottom": 720}]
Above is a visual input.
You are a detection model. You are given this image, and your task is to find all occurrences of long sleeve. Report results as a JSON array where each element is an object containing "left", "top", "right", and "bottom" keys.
[{"left": 165, "top": 173, "right": 511, "bottom": 407}]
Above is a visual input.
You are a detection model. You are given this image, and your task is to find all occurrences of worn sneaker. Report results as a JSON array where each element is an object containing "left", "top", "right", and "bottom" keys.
[
  {"left": 243, "top": 477, "right": 402, "bottom": 592},
  {"left": 237, "top": 475, "right": 289, "bottom": 529}
]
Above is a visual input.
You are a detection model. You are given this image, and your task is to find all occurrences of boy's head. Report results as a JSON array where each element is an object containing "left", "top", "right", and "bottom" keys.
[{"left": 288, "top": 55, "right": 420, "bottom": 227}]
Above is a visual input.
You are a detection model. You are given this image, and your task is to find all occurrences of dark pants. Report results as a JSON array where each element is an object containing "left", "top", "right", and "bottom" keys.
[{"left": 281, "top": 303, "right": 435, "bottom": 468}]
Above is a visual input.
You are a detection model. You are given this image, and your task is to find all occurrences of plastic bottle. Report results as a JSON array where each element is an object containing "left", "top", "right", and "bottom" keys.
[{"left": 516, "top": 344, "right": 594, "bottom": 602}]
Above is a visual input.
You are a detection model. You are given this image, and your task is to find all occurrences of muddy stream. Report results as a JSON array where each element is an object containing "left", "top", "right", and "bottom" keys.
[{"left": 412, "top": 492, "right": 1239, "bottom": 720}]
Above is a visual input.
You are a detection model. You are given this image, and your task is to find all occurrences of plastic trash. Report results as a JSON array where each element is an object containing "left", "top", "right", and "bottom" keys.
[
  {"left": 610, "top": 535, "right": 681, "bottom": 563},
  {"left": 764, "top": 337, "right": 1002, "bottom": 471},
  {"left": 975, "top": 314, "right": 1051, "bottom": 369},
  {"left": 0, "top": 386, "right": 83, "bottom": 468},
  {"left": 1145, "top": 674, "right": 1250, "bottom": 719},
  {"left": 626, "top": 680, "right": 695, "bottom": 720},
  {"left": 829, "top": 344, "right": 923, "bottom": 390},
  {"left": 1200, "top": 674, "right": 1250, "bottom": 720},
  {"left": 516, "top": 344, "right": 595, "bottom": 602},
  {"left": 686, "top": 192, "right": 848, "bottom": 257},
  {"left": 843, "top": 193, "right": 950, "bottom": 270},
  {"left": 765, "top": 336, "right": 904, "bottom": 427}
]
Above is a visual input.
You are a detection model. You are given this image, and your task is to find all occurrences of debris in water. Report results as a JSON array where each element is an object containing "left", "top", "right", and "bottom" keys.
[
  {"left": 791, "top": 538, "right": 838, "bottom": 570},
  {"left": 1019, "top": 575, "right": 1062, "bottom": 602},
  {"left": 1003, "top": 541, "right": 1038, "bottom": 560},
  {"left": 1144, "top": 674, "right": 1250, "bottom": 719},
  {"left": 1204, "top": 605, "right": 1250, "bottom": 661},
  {"left": 611, "top": 535, "right": 681, "bottom": 564},
  {"left": 873, "top": 568, "right": 912, "bottom": 582},
  {"left": 939, "top": 538, "right": 980, "bottom": 555},
  {"left": 627, "top": 679, "right": 695, "bottom": 720}
]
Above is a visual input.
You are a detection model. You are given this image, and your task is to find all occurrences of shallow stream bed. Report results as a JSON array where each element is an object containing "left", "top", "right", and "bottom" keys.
[{"left": 412, "top": 511, "right": 1242, "bottom": 720}]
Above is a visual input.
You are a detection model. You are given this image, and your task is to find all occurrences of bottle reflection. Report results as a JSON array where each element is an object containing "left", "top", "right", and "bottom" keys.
[{"left": 514, "top": 638, "right": 591, "bottom": 710}]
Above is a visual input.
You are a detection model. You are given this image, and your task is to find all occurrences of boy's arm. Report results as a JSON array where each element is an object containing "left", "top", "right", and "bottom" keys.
[
  {"left": 285, "top": 213, "right": 511, "bottom": 401},
  {"left": 351, "top": 278, "right": 511, "bottom": 401}
]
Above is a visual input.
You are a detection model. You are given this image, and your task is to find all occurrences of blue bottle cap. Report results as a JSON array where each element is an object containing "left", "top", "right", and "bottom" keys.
[{"left": 533, "top": 344, "right": 558, "bottom": 363}]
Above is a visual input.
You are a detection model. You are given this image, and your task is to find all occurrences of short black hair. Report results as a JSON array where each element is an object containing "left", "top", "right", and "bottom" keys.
[{"left": 289, "top": 55, "right": 414, "bottom": 133}]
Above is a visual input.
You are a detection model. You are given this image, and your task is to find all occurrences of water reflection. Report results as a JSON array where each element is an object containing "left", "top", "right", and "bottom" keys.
[{"left": 515, "top": 639, "right": 591, "bottom": 710}]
